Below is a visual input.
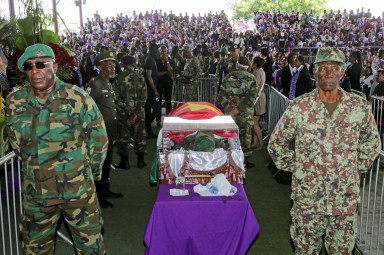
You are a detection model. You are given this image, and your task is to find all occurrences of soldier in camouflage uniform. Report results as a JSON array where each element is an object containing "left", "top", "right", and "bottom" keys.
[
  {"left": 181, "top": 45, "right": 202, "bottom": 102},
  {"left": 227, "top": 44, "right": 241, "bottom": 73},
  {"left": 199, "top": 44, "right": 214, "bottom": 76},
  {"left": 268, "top": 47, "right": 381, "bottom": 254},
  {"left": 219, "top": 56, "right": 258, "bottom": 168},
  {"left": 87, "top": 51, "right": 123, "bottom": 208},
  {"left": 114, "top": 55, "right": 148, "bottom": 169},
  {"left": 6, "top": 44, "right": 108, "bottom": 254},
  {"left": 170, "top": 45, "right": 184, "bottom": 76},
  {"left": 215, "top": 47, "right": 230, "bottom": 79}
]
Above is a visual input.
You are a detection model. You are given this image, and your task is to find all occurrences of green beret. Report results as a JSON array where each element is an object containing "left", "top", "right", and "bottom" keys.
[
  {"left": 220, "top": 47, "right": 229, "bottom": 55},
  {"left": 17, "top": 43, "right": 55, "bottom": 72},
  {"left": 314, "top": 47, "right": 345, "bottom": 64},
  {"left": 94, "top": 51, "right": 117, "bottom": 67}
]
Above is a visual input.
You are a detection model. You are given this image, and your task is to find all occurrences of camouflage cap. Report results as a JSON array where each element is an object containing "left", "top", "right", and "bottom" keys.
[
  {"left": 314, "top": 47, "right": 345, "bottom": 64},
  {"left": 94, "top": 51, "right": 117, "bottom": 67},
  {"left": 220, "top": 47, "right": 229, "bottom": 55},
  {"left": 17, "top": 43, "right": 55, "bottom": 72}
]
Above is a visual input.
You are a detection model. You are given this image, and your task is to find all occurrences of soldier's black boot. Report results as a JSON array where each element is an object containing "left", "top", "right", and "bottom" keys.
[
  {"left": 244, "top": 158, "right": 255, "bottom": 169},
  {"left": 97, "top": 193, "right": 114, "bottom": 208},
  {"left": 114, "top": 154, "right": 130, "bottom": 169},
  {"left": 137, "top": 153, "right": 147, "bottom": 168}
]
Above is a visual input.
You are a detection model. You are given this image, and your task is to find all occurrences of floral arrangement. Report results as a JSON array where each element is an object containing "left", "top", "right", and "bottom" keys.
[{"left": 7, "top": 16, "right": 75, "bottom": 86}]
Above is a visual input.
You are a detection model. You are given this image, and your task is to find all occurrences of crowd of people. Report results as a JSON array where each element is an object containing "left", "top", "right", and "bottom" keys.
[{"left": 1, "top": 7, "right": 384, "bottom": 255}]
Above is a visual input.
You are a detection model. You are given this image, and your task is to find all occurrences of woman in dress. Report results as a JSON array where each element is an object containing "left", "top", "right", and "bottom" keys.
[{"left": 251, "top": 56, "right": 266, "bottom": 150}]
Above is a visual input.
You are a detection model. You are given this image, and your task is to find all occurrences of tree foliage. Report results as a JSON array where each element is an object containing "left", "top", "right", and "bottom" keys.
[{"left": 230, "top": 0, "right": 329, "bottom": 20}]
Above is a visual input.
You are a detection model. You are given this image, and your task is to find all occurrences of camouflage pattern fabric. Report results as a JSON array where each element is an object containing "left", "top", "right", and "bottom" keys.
[
  {"left": 171, "top": 53, "right": 184, "bottom": 75},
  {"left": 198, "top": 53, "right": 214, "bottom": 74},
  {"left": 227, "top": 59, "right": 238, "bottom": 73},
  {"left": 21, "top": 193, "right": 105, "bottom": 255},
  {"left": 314, "top": 47, "right": 346, "bottom": 64},
  {"left": 183, "top": 57, "right": 201, "bottom": 102},
  {"left": 6, "top": 79, "right": 108, "bottom": 254},
  {"left": 268, "top": 88, "right": 381, "bottom": 216},
  {"left": 219, "top": 71, "right": 258, "bottom": 158},
  {"left": 113, "top": 67, "right": 147, "bottom": 156},
  {"left": 173, "top": 131, "right": 228, "bottom": 152},
  {"left": 290, "top": 204, "right": 357, "bottom": 254}
]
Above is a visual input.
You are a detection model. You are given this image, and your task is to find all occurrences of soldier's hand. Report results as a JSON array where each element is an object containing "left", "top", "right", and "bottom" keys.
[
  {"left": 228, "top": 106, "right": 239, "bottom": 116},
  {"left": 129, "top": 113, "right": 138, "bottom": 124}
]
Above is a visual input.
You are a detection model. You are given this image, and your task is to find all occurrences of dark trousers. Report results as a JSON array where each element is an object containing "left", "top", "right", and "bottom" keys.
[
  {"left": 95, "top": 143, "right": 113, "bottom": 195},
  {"left": 145, "top": 85, "right": 161, "bottom": 133},
  {"left": 157, "top": 76, "right": 173, "bottom": 115}
]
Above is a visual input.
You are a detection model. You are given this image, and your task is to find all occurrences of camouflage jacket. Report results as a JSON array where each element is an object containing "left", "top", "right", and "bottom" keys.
[
  {"left": 268, "top": 88, "right": 381, "bottom": 215},
  {"left": 6, "top": 79, "right": 108, "bottom": 206},
  {"left": 113, "top": 67, "right": 147, "bottom": 120},
  {"left": 228, "top": 59, "right": 238, "bottom": 73},
  {"left": 171, "top": 53, "right": 184, "bottom": 75},
  {"left": 219, "top": 70, "right": 258, "bottom": 116},
  {"left": 183, "top": 57, "right": 202, "bottom": 81},
  {"left": 198, "top": 53, "right": 214, "bottom": 74}
]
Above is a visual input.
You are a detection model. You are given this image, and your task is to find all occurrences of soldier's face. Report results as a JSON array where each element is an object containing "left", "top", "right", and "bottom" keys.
[
  {"left": 99, "top": 61, "right": 116, "bottom": 79},
  {"left": 315, "top": 61, "right": 344, "bottom": 92},
  {"left": 24, "top": 58, "right": 58, "bottom": 94}
]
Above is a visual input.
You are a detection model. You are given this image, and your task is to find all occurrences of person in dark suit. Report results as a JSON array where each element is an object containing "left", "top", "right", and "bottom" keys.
[
  {"left": 288, "top": 55, "right": 314, "bottom": 100},
  {"left": 280, "top": 52, "right": 298, "bottom": 97},
  {"left": 345, "top": 50, "right": 363, "bottom": 92}
]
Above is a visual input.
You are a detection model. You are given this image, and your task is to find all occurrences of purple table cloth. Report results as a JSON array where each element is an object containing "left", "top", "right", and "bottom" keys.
[{"left": 144, "top": 184, "right": 259, "bottom": 255}]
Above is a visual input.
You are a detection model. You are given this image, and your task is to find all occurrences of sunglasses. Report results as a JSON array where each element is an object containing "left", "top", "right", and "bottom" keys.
[{"left": 23, "top": 61, "right": 55, "bottom": 72}]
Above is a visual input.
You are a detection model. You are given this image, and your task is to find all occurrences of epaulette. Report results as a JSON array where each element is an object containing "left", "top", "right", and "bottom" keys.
[
  {"left": 6, "top": 85, "right": 27, "bottom": 97},
  {"left": 71, "top": 84, "right": 88, "bottom": 96}
]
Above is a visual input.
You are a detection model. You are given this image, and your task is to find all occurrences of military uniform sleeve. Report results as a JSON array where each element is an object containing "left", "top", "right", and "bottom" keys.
[
  {"left": 86, "top": 80, "right": 102, "bottom": 104},
  {"left": 81, "top": 93, "right": 109, "bottom": 181},
  {"left": 134, "top": 74, "right": 147, "bottom": 114},
  {"left": 237, "top": 78, "right": 258, "bottom": 115},
  {"left": 5, "top": 96, "right": 20, "bottom": 154},
  {"left": 267, "top": 103, "right": 297, "bottom": 172},
  {"left": 357, "top": 102, "right": 381, "bottom": 172}
]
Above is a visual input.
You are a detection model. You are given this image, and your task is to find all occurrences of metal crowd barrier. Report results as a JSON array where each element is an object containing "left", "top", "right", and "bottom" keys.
[
  {"left": 0, "top": 151, "right": 22, "bottom": 255},
  {"left": 262, "top": 85, "right": 291, "bottom": 139},
  {"left": 357, "top": 95, "right": 383, "bottom": 255},
  {"left": 0, "top": 151, "right": 73, "bottom": 255},
  {"left": 351, "top": 89, "right": 367, "bottom": 100},
  {"left": 172, "top": 74, "right": 219, "bottom": 105},
  {"left": 357, "top": 152, "right": 384, "bottom": 255}
]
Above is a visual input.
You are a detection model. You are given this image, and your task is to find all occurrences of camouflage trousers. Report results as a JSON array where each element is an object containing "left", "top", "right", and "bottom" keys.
[
  {"left": 183, "top": 81, "right": 198, "bottom": 102},
  {"left": 20, "top": 193, "right": 105, "bottom": 255},
  {"left": 233, "top": 113, "right": 254, "bottom": 158},
  {"left": 115, "top": 117, "right": 147, "bottom": 156},
  {"left": 290, "top": 205, "right": 357, "bottom": 255}
]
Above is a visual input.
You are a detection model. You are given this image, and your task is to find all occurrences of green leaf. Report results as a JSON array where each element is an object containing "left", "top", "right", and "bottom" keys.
[{"left": 39, "top": 29, "right": 60, "bottom": 45}]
